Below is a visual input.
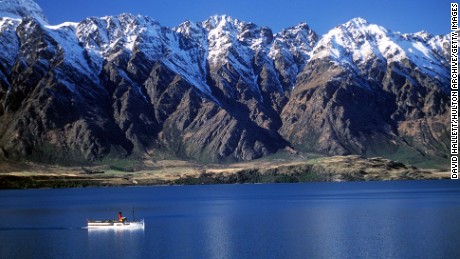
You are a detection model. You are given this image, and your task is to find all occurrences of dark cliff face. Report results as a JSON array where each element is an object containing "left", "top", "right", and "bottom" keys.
[{"left": 0, "top": 9, "right": 450, "bottom": 164}]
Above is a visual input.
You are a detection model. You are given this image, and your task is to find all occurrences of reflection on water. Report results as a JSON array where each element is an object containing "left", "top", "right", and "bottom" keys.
[
  {"left": 87, "top": 227, "right": 145, "bottom": 234},
  {"left": 0, "top": 180, "right": 459, "bottom": 258},
  {"left": 202, "top": 205, "right": 232, "bottom": 259},
  {"left": 87, "top": 228, "right": 145, "bottom": 258}
]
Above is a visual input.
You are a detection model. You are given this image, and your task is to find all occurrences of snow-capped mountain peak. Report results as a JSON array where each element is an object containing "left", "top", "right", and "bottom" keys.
[
  {"left": 345, "top": 17, "right": 369, "bottom": 28},
  {"left": 410, "top": 30, "right": 433, "bottom": 41},
  {"left": 0, "top": 0, "right": 48, "bottom": 24},
  {"left": 175, "top": 20, "right": 203, "bottom": 38},
  {"left": 203, "top": 14, "right": 242, "bottom": 30},
  {"left": 273, "top": 22, "right": 318, "bottom": 51},
  {"left": 310, "top": 17, "right": 448, "bottom": 79}
]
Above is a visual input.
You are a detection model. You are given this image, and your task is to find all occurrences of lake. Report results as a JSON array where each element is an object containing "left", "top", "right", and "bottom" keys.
[{"left": 1, "top": 180, "right": 459, "bottom": 258}]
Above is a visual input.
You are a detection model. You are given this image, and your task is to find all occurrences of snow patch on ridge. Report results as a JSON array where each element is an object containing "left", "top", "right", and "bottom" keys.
[
  {"left": 0, "top": 17, "right": 21, "bottom": 72},
  {"left": 0, "top": 0, "right": 48, "bottom": 24},
  {"left": 44, "top": 23, "right": 99, "bottom": 82}
]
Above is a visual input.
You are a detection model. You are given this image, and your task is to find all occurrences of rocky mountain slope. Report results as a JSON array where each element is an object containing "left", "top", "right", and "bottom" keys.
[{"left": 0, "top": 0, "right": 450, "bottom": 165}]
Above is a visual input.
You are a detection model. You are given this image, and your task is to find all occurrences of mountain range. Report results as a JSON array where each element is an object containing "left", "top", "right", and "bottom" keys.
[{"left": 0, "top": 0, "right": 450, "bottom": 166}]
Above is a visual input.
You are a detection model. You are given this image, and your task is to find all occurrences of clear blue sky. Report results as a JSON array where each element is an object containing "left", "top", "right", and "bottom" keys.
[{"left": 35, "top": 0, "right": 452, "bottom": 35}]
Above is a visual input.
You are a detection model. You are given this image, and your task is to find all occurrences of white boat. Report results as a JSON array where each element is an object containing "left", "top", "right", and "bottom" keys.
[{"left": 87, "top": 219, "right": 145, "bottom": 230}]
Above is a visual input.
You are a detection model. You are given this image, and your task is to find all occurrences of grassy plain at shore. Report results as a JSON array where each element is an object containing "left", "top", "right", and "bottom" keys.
[{"left": 0, "top": 155, "right": 449, "bottom": 189}]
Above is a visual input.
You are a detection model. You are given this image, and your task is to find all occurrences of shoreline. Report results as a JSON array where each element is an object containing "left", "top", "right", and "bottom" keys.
[
  {"left": 0, "top": 155, "right": 449, "bottom": 189},
  {"left": 0, "top": 175, "right": 451, "bottom": 190}
]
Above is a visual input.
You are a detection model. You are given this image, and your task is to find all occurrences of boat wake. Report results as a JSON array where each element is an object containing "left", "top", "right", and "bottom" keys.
[{"left": 0, "top": 226, "right": 86, "bottom": 231}]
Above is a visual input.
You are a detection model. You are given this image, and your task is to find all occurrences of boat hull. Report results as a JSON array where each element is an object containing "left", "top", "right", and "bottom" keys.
[{"left": 87, "top": 219, "right": 145, "bottom": 230}]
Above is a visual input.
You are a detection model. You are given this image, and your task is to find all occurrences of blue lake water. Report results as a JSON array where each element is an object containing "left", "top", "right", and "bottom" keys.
[{"left": 1, "top": 180, "right": 460, "bottom": 258}]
